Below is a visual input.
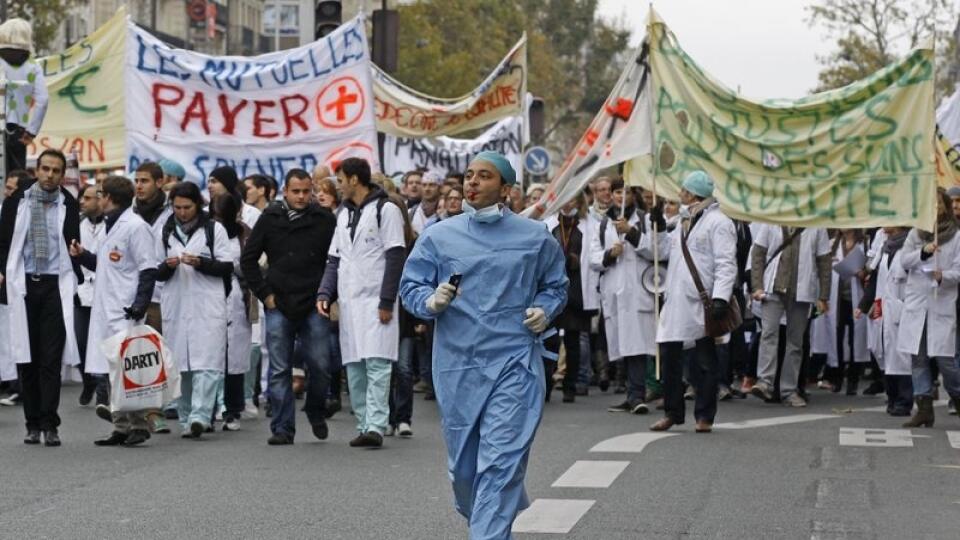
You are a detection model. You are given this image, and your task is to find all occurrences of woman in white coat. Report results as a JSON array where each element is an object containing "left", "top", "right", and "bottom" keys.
[
  {"left": 155, "top": 182, "right": 232, "bottom": 439},
  {"left": 855, "top": 227, "right": 912, "bottom": 417},
  {"left": 897, "top": 191, "right": 960, "bottom": 427},
  {"left": 650, "top": 171, "right": 737, "bottom": 433},
  {"left": 811, "top": 230, "right": 869, "bottom": 395},
  {"left": 210, "top": 194, "right": 253, "bottom": 431}
]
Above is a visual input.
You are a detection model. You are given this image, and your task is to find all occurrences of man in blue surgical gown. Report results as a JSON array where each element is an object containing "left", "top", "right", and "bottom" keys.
[{"left": 400, "top": 151, "right": 568, "bottom": 539}]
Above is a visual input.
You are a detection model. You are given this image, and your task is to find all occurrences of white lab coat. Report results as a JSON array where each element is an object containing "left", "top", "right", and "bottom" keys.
[
  {"left": 581, "top": 207, "right": 605, "bottom": 312},
  {"left": 896, "top": 229, "right": 960, "bottom": 358},
  {"left": 332, "top": 198, "right": 405, "bottom": 364},
  {"left": 810, "top": 242, "right": 869, "bottom": 367},
  {"left": 410, "top": 203, "right": 438, "bottom": 234},
  {"left": 3, "top": 193, "right": 80, "bottom": 368},
  {"left": 0, "top": 304, "right": 11, "bottom": 381},
  {"left": 868, "top": 248, "right": 912, "bottom": 375},
  {"left": 157, "top": 218, "right": 231, "bottom": 372},
  {"left": 589, "top": 211, "right": 667, "bottom": 359},
  {"left": 864, "top": 229, "right": 888, "bottom": 352},
  {"left": 76, "top": 216, "right": 105, "bottom": 308},
  {"left": 241, "top": 203, "right": 261, "bottom": 230},
  {"left": 84, "top": 209, "right": 159, "bottom": 374},
  {"left": 753, "top": 225, "right": 831, "bottom": 303},
  {"left": 224, "top": 236, "right": 252, "bottom": 374},
  {"left": 656, "top": 203, "right": 737, "bottom": 343}
]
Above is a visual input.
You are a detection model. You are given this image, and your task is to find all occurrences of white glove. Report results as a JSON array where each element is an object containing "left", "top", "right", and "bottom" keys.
[
  {"left": 426, "top": 283, "right": 457, "bottom": 314},
  {"left": 523, "top": 307, "right": 548, "bottom": 333}
]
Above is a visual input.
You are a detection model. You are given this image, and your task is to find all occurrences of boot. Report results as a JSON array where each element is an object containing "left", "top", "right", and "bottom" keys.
[{"left": 902, "top": 396, "right": 934, "bottom": 428}]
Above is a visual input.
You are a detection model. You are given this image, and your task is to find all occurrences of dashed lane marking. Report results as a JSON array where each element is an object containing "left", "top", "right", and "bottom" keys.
[
  {"left": 551, "top": 461, "right": 630, "bottom": 489},
  {"left": 839, "top": 428, "right": 913, "bottom": 448},
  {"left": 513, "top": 499, "right": 595, "bottom": 534},
  {"left": 946, "top": 431, "right": 960, "bottom": 449}
]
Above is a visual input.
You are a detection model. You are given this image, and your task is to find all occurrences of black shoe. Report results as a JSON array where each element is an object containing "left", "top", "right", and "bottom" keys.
[
  {"left": 43, "top": 430, "right": 61, "bottom": 447},
  {"left": 324, "top": 398, "right": 342, "bottom": 419},
  {"left": 607, "top": 400, "right": 632, "bottom": 412},
  {"left": 24, "top": 430, "right": 41, "bottom": 445},
  {"left": 95, "top": 431, "right": 128, "bottom": 446},
  {"left": 349, "top": 433, "right": 366, "bottom": 447},
  {"left": 598, "top": 378, "right": 610, "bottom": 392},
  {"left": 888, "top": 407, "right": 912, "bottom": 417},
  {"left": 123, "top": 430, "right": 150, "bottom": 446},
  {"left": 78, "top": 386, "right": 95, "bottom": 406},
  {"left": 189, "top": 421, "right": 204, "bottom": 439},
  {"left": 862, "top": 381, "right": 885, "bottom": 395},
  {"left": 364, "top": 431, "right": 383, "bottom": 448},
  {"left": 267, "top": 433, "right": 294, "bottom": 445},
  {"left": 562, "top": 391, "right": 576, "bottom": 403},
  {"left": 163, "top": 408, "right": 179, "bottom": 420},
  {"left": 311, "top": 420, "right": 329, "bottom": 441}
]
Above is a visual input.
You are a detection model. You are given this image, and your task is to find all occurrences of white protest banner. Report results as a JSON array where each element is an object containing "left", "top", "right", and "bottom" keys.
[
  {"left": 527, "top": 45, "right": 666, "bottom": 219},
  {"left": 382, "top": 115, "right": 523, "bottom": 179},
  {"left": 125, "top": 15, "right": 378, "bottom": 187},
  {"left": 373, "top": 36, "right": 526, "bottom": 138},
  {"left": 935, "top": 90, "right": 960, "bottom": 187}
]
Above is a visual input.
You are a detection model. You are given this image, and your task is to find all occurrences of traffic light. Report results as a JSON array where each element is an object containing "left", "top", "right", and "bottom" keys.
[
  {"left": 372, "top": 8, "right": 399, "bottom": 73},
  {"left": 315, "top": 1, "right": 342, "bottom": 39},
  {"left": 529, "top": 97, "right": 545, "bottom": 143}
]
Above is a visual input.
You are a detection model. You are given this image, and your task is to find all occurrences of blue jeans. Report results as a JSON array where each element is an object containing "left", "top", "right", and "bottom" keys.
[
  {"left": 264, "top": 309, "right": 331, "bottom": 438},
  {"left": 390, "top": 337, "right": 416, "bottom": 426},
  {"left": 578, "top": 332, "right": 592, "bottom": 386},
  {"left": 416, "top": 329, "right": 433, "bottom": 384},
  {"left": 911, "top": 324, "right": 960, "bottom": 399},
  {"left": 327, "top": 322, "right": 343, "bottom": 400}
]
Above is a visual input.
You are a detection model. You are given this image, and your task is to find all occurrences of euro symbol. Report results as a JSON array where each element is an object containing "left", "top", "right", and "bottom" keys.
[{"left": 57, "top": 65, "right": 107, "bottom": 114}]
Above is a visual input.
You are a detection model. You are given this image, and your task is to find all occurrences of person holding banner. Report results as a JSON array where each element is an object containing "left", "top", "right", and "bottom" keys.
[
  {"left": 69, "top": 176, "right": 159, "bottom": 447},
  {"left": 399, "top": 151, "right": 568, "bottom": 539},
  {"left": 897, "top": 190, "right": 960, "bottom": 426},
  {"left": 0, "top": 19, "right": 48, "bottom": 174},
  {"left": 650, "top": 171, "right": 737, "bottom": 434},
  {"left": 0, "top": 149, "right": 82, "bottom": 447}
]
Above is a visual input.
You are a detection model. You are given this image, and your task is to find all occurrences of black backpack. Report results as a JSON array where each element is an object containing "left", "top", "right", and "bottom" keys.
[{"left": 162, "top": 217, "right": 231, "bottom": 297}]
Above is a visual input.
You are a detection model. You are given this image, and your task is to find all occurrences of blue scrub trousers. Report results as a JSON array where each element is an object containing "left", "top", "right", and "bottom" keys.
[
  {"left": 346, "top": 358, "right": 392, "bottom": 435},
  {"left": 179, "top": 370, "right": 220, "bottom": 431},
  {"left": 448, "top": 360, "right": 544, "bottom": 540}
]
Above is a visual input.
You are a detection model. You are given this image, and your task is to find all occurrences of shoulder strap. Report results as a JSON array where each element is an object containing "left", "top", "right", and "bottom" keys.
[
  {"left": 766, "top": 227, "right": 802, "bottom": 264},
  {"left": 204, "top": 220, "right": 215, "bottom": 258},
  {"left": 161, "top": 218, "right": 174, "bottom": 253},
  {"left": 599, "top": 216, "right": 609, "bottom": 249},
  {"left": 376, "top": 197, "right": 388, "bottom": 229},
  {"left": 680, "top": 229, "right": 709, "bottom": 303}
]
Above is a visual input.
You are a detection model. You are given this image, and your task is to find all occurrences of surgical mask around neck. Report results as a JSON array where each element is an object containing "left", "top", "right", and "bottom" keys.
[
  {"left": 473, "top": 203, "right": 504, "bottom": 223},
  {"left": 679, "top": 204, "right": 691, "bottom": 220},
  {"left": 561, "top": 208, "right": 578, "bottom": 218}
]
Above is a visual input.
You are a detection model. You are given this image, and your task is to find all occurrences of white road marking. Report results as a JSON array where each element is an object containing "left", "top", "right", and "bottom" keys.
[
  {"left": 947, "top": 431, "right": 960, "bottom": 450},
  {"left": 713, "top": 413, "right": 839, "bottom": 430},
  {"left": 551, "top": 461, "right": 630, "bottom": 489},
  {"left": 839, "top": 428, "right": 913, "bottom": 448},
  {"left": 589, "top": 432, "right": 678, "bottom": 453},
  {"left": 512, "top": 499, "right": 595, "bottom": 534}
]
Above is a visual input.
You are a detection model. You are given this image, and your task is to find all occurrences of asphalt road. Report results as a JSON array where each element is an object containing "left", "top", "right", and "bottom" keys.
[{"left": 1, "top": 383, "right": 958, "bottom": 539}]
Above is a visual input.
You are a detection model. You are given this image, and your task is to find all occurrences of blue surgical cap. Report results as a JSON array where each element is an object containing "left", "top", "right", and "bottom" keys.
[
  {"left": 158, "top": 158, "right": 186, "bottom": 180},
  {"left": 682, "top": 170, "right": 714, "bottom": 199},
  {"left": 471, "top": 151, "right": 517, "bottom": 185}
]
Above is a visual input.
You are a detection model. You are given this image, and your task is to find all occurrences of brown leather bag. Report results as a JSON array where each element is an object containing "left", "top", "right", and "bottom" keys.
[{"left": 679, "top": 228, "right": 742, "bottom": 338}]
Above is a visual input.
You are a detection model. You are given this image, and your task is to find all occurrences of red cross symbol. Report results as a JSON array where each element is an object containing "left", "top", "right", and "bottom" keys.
[
  {"left": 316, "top": 76, "right": 365, "bottom": 129},
  {"left": 605, "top": 98, "right": 634, "bottom": 121}
]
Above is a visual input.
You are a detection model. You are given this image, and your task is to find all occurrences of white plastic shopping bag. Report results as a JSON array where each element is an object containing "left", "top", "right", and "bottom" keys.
[{"left": 100, "top": 325, "right": 181, "bottom": 413}]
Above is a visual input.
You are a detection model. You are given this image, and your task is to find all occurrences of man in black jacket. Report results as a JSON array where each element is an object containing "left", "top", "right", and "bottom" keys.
[
  {"left": 240, "top": 168, "right": 336, "bottom": 445},
  {"left": 0, "top": 149, "right": 83, "bottom": 447}
]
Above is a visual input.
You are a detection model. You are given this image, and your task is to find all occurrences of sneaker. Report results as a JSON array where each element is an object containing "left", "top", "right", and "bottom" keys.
[
  {"left": 241, "top": 400, "right": 259, "bottom": 419},
  {"left": 683, "top": 388, "right": 696, "bottom": 401},
  {"left": 631, "top": 402, "right": 649, "bottom": 415},
  {"left": 782, "top": 393, "right": 807, "bottom": 408},
  {"left": 717, "top": 386, "right": 733, "bottom": 401},
  {"left": 739, "top": 377, "right": 756, "bottom": 393},
  {"left": 267, "top": 433, "right": 294, "bottom": 445},
  {"left": 0, "top": 393, "right": 21, "bottom": 406},
  {"left": 95, "top": 404, "right": 113, "bottom": 422},
  {"left": 607, "top": 400, "right": 632, "bottom": 412},
  {"left": 750, "top": 381, "right": 774, "bottom": 401},
  {"left": 223, "top": 417, "right": 241, "bottom": 431},
  {"left": 150, "top": 416, "right": 171, "bottom": 434},
  {"left": 817, "top": 380, "right": 835, "bottom": 391},
  {"left": 412, "top": 380, "right": 431, "bottom": 393},
  {"left": 397, "top": 422, "right": 413, "bottom": 438},
  {"left": 384, "top": 425, "right": 396, "bottom": 437}
]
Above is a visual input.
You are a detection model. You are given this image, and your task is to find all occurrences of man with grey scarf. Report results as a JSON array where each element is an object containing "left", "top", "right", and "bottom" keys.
[{"left": 0, "top": 149, "right": 82, "bottom": 447}]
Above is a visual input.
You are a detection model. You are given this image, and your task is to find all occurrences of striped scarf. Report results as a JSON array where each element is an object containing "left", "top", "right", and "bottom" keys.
[{"left": 29, "top": 184, "right": 60, "bottom": 262}]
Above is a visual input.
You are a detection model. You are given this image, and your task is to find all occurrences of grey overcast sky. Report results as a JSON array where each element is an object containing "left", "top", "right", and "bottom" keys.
[{"left": 595, "top": 0, "right": 960, "bottom": 100}]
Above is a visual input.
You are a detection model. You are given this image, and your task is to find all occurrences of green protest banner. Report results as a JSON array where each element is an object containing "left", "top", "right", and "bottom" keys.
[{"left": 648, "top": 10, "right": 937, "bottom": 231}]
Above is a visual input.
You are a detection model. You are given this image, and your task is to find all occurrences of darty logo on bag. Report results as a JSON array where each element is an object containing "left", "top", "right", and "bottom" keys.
[{"left": 119, "top": 334, "right": 167, "bottom": 391}]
